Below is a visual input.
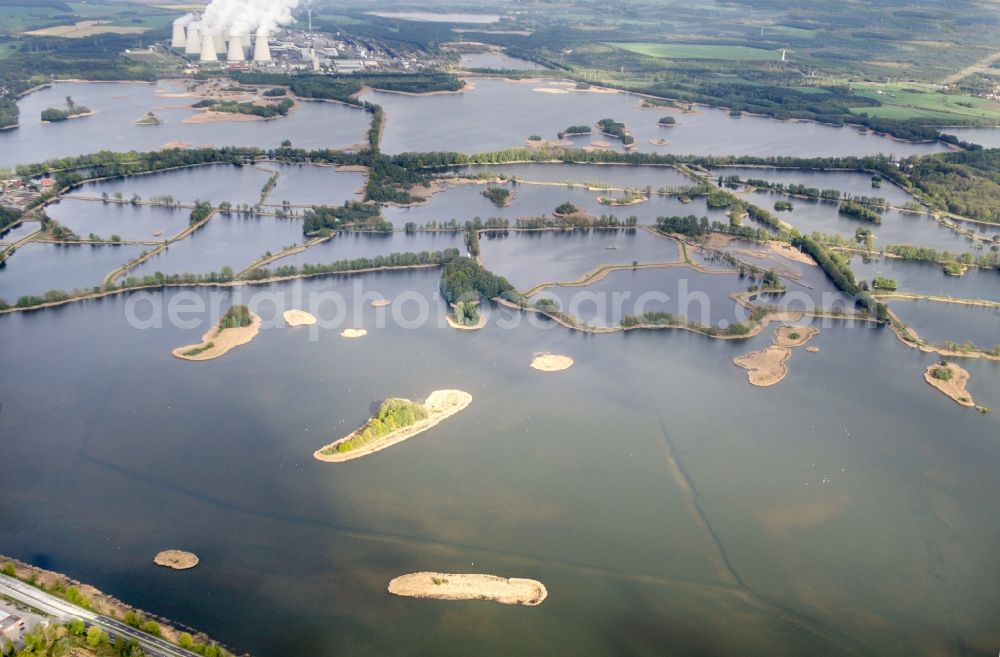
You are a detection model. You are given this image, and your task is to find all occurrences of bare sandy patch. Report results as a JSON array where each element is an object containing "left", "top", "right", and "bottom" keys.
[
  {"left": 315, "top": 389, "right": 472, "bottom": 462},
  {"left": 526, "top": 138, "right": 574, "bottom": 148},
  {"left": 734, "top": 345, "right": 791, "bottom": 386},
  {"left": 805, "top": 346, "right": 820, "bottom": 353},
  {"left": 531, "top": 353, "right": 574, "bottom": 372},
  {"left": 172, "top": 314, "right": 261, "bottom": 361},
  {"left": 767, "top": 241, "right": 816, "bottom": 265},
  {"left": 773, "top": 325, "right": 819, "bottom": 348},
  {"left": 388, "top": 572, "right": 546, "bottom": 606},
  {"left": 27, "top": 21, "right": 148, "bottom": 38},
  {"left": 446, "top": 312, "right": 487, "bottom": 330},
  {"left": 533, "top": 87, "right": 570, "bottom": 94},
  {"left": 371, "top": 299, "right": 392, "bottom": 308},
  {"left": 153, "top": 550, "right": 199, "bottom": 570},
  {"left": 340, "top": 328, "right": 368, "bottom": 338},
  {"left": 337, "top": 165, "right": 369, "bottom": 173},
  {"left": 158, "top": 141, "right": 192, "bottom": 150},
  {"left": 284, "top": 309, "right": 316, "bottom": 327},
  {"left": 589, "top": 140, "right": 613, "bottom": 149},
  {"left": 924, "top": 362, "right": 974, "bottom": 407},
  {"left": 649, "top": 138, "right": 670, "bottom": 146},
  {"left": 182, "top": 111, "right": 264, "bottom": 125}
]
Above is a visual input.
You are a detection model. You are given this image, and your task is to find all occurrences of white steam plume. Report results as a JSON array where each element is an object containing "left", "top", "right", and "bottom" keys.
[{"left": 201, "top": 0, "right": 300, "bottom": 37}]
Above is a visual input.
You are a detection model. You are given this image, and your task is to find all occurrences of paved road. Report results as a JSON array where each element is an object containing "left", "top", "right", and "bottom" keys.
[{"left": 0, "top": 574, "right": 198, "bottom": 657}]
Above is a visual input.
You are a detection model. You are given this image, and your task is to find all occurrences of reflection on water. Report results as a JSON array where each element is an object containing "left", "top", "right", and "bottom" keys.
[
  {"left": 364, "top": 78, "right": 949, "bottom": 157},
  {"left": 1, "top": 272, "right": 998, "bottom": 657}
]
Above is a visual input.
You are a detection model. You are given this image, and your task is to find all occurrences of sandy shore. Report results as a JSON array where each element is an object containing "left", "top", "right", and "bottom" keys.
[
  {"left": 153, "top": 550, "right": 199, "bottom": 570},
  {"left": 773, "top": 325, "right": 819, "bottom": 348},
  {"left": 766, "top": 241, "right": 816, "bottom": 265},
  {"left": 315, "top": 389, "right": 472, "bottom": 463},
  {"left": 734, "top": 345, "right": 791, "bottom": 386},
  {"left": 388, "top": 573, "right": 547, "bottom": 606},
  {"left": 172, "top": 314, "right": 261, "bottom": 361},
  {"left": 337, "top": 165, "right": 370, "bottom": 173},
  {"left": 924, "top": 363, "right": 975, "bottom": 407},
  {"left": 182, "top": 111, "right": 265, "bottom": 125},
  {"left": 284, "top": 309, "right": 316, "bottom": 327},
  {"left": 340, "top": 328, "right": 368, "bottom": 338},
  {"left": 531, "top": 353, "right": 574, "bottom": 371}
]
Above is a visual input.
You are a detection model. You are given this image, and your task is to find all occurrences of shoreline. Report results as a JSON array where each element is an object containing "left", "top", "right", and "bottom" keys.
[
  {"left": 315, "top": 389, "right": 472, "bottom": 462},
  {"left": 387, "top": 572, "right": 547, "bottom": 606},
  {"left": 172, "top": 313, "right": 261, "bottom": 361},
  {"left": 923, "top": 362, "right": 975, "bottom": 407}
]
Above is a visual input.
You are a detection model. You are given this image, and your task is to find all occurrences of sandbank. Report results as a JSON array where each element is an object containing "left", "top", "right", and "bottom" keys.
[
  {"left": 284, "top": 309, "right": 316, "bottom": 327},
  {"left": 337, "top": 165, "right": 369, "bottom": 173},
  {"left": 734, "top": 346, "right": 791, "bottom": 386},
  {"left": 805, "top": 346, "right": 821, "bottom": 353},
  {"left": 153, "top": 550, "right": 199, "bottom": 570},
  {"left": 172, "top": 313, "right": 261, "bottom": 361},
  {"left": 158, "top": 141, "right": 192, "bottom": 150},
  {"left": 315, "top": 389, "right": 472, "bottom": 462},
  {"left": 649, "top": 138, "right": 670, "bottom": 146},
  {"left": 388, "top": 573, "right": 547, "bottom": 606},
  {"left": 533, "top": 87, "right": 571, "bottom": 94},
  {"left": 773, "top": 325, "right": 819, "bottom": 348},
  {"left": 924, "top": 363, "right": 975, "bottom": 407},
  {"left": 340, "top": 328, "right": 368, "bottom": 338},
  {"left": 531, "top": 353, "right": 574, "bottom": 371},
  {"left": 766, "top": 241, "right": 816, "bottom": 265},
  {"left": 182, "top": 111, "right": 264, "bottom": 125},
  {"left": 371, "top": 299, "right": 392, "bottom": 308}
]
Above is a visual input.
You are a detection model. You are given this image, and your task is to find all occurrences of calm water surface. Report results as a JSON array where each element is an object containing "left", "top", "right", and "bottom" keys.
[
  {"left": 364, "top": 78, "right": 949, "bottom": 157},
  {"left": 45, "top": 201, "right": 191, "bottom": 242},
  {"left": 271, "top": 231, "right": 465, "bottom": 269},
  {"left": 710, "top": 166, "right": 916, "bottom": 208},
  {"left": 0, "top": 81, "right": 371, "bottom": 168},
  {"left": 77, "top": 164, "right": 270, "bottom": 208},
  {"left": 0, "top": 242, "right": 142, "bottom": 301},
  {"left": 850, "top": 255, "right": 1000, "bottom": 301},
  {"left": 889, "top": 299, "right": 1000, "bottom": 349},
  {"left": 1, "top": 272, "right": 998, "bottom": 657}
]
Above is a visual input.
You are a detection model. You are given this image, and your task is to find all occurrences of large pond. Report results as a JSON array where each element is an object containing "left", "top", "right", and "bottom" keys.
[
  {"left": 0, "top": 221, "right": 41, "bottom": 244},
  {"left": 76, "top": 164, "right": 271, "bottom": 208},
  {"left": 0, "top": 81, "right": 371, "bottom": 169},
  {"left": 889, "top": 298, "right": 1000, "bottom": 350},
  {"left": 364, "top": 78, "right": 949, "bottom": 157},
  {"left": 382, "top": 182, "right": 731, "bottom": 227},
  {"left": 127, "top": 214, "right": 305, "bottom": 278},
  {"left": 710, "top": 166, "right": 916, "bottom": 208},
  {"left": 479, "top": 229, "right": 680, "bottom": 291},
  {"left": 454, "top": 162, "right": 696, "bottom": 190},
  {"left": 750, "top": 191, "right": 985, "bottom": 253},
  {"left": 942, "top": 127, "right": 1000, "bottom": 149},
  {"left": 850, "top": 255, "right": 1000, "bottom": 301},
  {"left": 2, "top": 273, "right": 998, "bottom": 657},
  {"left": 270, "top": 231, "right": 465, "bottom": 269},
  {"left": 45, "top": 200, "right": 192, "bottom": 242},
  {"left": 0, "top": 242, "right": 142, "bottom": 302},
  {"left": 459, "top": 52, "right": 546, "bottom": 70},
  {"left": 264, "top": 163, "right": 366, "bottom": 208}
]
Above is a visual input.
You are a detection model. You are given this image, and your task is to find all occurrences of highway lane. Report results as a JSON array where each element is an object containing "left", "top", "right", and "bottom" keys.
[{"left": 0, "top": 574, "right": 199, "bottom": 657}]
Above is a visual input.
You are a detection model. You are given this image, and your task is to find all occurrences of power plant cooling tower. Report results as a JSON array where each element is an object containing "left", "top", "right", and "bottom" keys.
[
  {"left": 200, "top": 33, "right": 218, "bottom": 62},
  {"left": 185, "top": 24, "right": 202, "bottom": 55},
  {"left": 227, "top": 35, "right": 245, "bottom": 62},
  {"left": 253, "top": 29, "right": 272, "bottom": 62},
  {"left": 171, "top": 21, "right": 187, "bottom": 49}
]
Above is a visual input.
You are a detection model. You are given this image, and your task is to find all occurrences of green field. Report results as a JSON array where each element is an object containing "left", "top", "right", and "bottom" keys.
[
  {"left": 849, "top": 83, "right": 1000, "bottom": 122},
  {"left": 606, "top": 42, "right": 783, "bottom": 61}
]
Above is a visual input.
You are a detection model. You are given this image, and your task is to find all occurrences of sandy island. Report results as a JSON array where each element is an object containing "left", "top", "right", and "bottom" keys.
[
  {"left": 531, "top": 353, "right": 574, "bottom": 372},
  {"left": 388, "top": 573, "right": 547, "bottom": 606},
  {"left": 806, "top": 346, "right": 821, "bottom": 353},
  {"left": 153, "top": 550, "right": 199, "bottom": 570},
  {"left": 340, "top": 328, "right": 368, "bottom": 338},
  {"left": 773, "top": 325, "right": 819, "bottom": 348},
  {"left": 315, "top": 389, "right": 472, "bottom": 463},
  {"left": 182, "top": 111, "right": 266, "bottom": 125},
  {"left": 172, "top": 314, "right": 261, "bottom": 361},
  {"left": 284, "top": 309, "right": 316, "bottom": 327},
  {"left": 371, "top": 299, "right": 392, "bottom": 308},
  {"left": 446, "top": 311, "right": 487, "bottom": 330},
  {"left": 734, "top": 346, "right": 791, "bottom": 387},
  {"left": 924, "top": 362, "right": 975, "bottom": 407}
]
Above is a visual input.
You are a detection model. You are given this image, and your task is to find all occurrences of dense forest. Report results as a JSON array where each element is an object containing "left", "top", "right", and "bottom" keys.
[
  {"left": 903, "top": 149, "right": 1000, "bottom": 222},
  {"left": 439, "top": 257, "right": 519, "bottom": 305}
]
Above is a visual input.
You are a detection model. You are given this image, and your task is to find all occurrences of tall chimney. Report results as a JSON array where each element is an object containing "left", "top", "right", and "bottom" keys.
[
  {"left": 227, "top": 35, "right": 245, "bottom": 62},
  {"left": 184, "top": 24, "right": 201, "bottom": 55},
  {"left": 200, "top": 33, "right": 218, "bottom": 62},
  {"left": 253, "top": 28, "right": 272, "bottom": 63},
  {"left": 171, "top": 21, "right": 187, "bottom": 49}
]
